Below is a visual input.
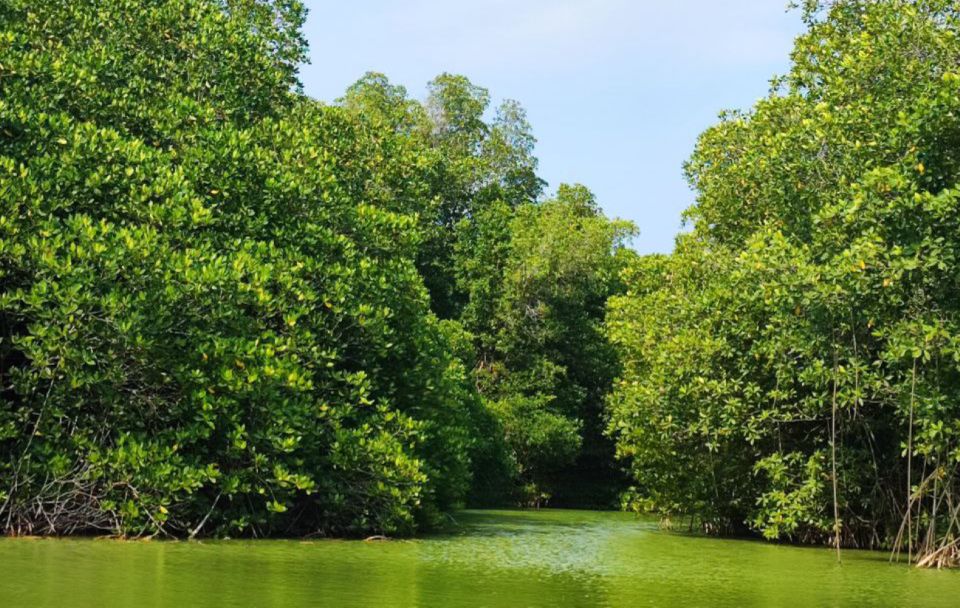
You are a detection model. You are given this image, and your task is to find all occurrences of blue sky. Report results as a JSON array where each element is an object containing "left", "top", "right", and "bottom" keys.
[{"left": 299, "top": 1, "right": 805, "bottom": 254}]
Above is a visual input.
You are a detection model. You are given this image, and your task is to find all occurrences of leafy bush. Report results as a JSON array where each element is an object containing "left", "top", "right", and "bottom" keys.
[
  {"left": 608, "top": 0, "right": 960, "bottom": 562},
  {"left": 0, "top": 0, "right": 475, "bottom": 537}
]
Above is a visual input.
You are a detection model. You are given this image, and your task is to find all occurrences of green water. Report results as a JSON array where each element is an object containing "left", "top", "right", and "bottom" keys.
[{"left": 1, "top": 509, "right": 959, "bottom": 607}]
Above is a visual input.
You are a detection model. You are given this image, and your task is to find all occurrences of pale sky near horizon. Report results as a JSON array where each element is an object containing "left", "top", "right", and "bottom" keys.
[{"left": 299, "top": 1, "right": 805, "bottom": 254}]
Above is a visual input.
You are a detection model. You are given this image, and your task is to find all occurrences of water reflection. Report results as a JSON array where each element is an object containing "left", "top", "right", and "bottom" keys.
[{"left": 0, "top": 509, "right": 958, "bottom": 607}]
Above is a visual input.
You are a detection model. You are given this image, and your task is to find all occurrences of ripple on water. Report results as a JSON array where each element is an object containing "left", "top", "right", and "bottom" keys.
[{"left": 1, "top": 509, "right": 959, "bottom": 608}]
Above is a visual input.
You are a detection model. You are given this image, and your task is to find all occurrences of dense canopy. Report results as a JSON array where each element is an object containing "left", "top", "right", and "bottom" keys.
[
  {"left": 0, "top": 0, "right": 631, "bottom": 537},
  {"left": 607, "top": 0, "right": 960, "bottom": 566}
]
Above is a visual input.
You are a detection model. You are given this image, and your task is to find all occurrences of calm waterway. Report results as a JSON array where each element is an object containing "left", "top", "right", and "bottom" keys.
[{"left": 1, "top": 509, "right": 959, "bottom": 607}]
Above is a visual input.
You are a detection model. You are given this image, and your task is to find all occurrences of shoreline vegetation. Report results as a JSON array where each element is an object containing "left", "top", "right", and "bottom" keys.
[
  {"left": 0, "top": 0, "right": 633, "bottom": 541},
  {"left": 2, "top": 0, "right": 960, "bottom": 571},
  {"left": 606, "top": 0, "right": 960, "bottom": 569}
]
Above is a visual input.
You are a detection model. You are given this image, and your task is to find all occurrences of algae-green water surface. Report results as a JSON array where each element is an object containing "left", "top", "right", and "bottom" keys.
[{"left": 2, "top": 509, "right": 959, "bottom": 607}]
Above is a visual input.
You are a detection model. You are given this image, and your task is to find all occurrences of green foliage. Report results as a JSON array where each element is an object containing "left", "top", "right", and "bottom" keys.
[
  {"left": 339, "top": 71, "right": 635, "bottom": 507},
  {"left": 470, "top": 188, "right": 637, "bottom": 506},
  {"left": 0, "top": 0, "right": 641, "bottom": 536},
  {"left": 0, "top": 0, "right": 476, "bottom": 537},
  {"left": 608, "top": 0, "right": 960, "bottom": 557}
]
